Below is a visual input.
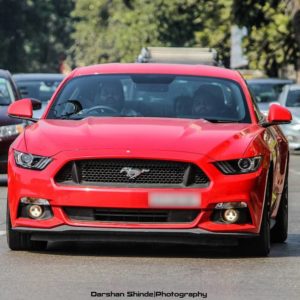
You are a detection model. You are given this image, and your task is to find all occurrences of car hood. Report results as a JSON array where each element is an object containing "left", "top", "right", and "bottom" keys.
[
  {"left": 24, "top": 118, "right": 261, "bottom": 159},
  {"left": 0, "top": 105, "right": 22, "bottom": 126}
]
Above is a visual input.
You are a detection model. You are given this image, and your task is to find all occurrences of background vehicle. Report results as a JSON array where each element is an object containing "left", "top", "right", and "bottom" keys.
[
  {"left": 136, "top": 47, "right": 219, "bottom": 65},
  {"left": 7, "top": 64, "right": 291, "bottom": 256},
  {"left": 0, "top": 69, "right": 23, "bottom": 174},
  {"left": 13, "top": 73, "right": 65, "bottom": 118},
  {"left": 278, "top": 84, "right": 300, "bottom": 152},
  {"left": 247, "top": 78, "right": 294, "bottom": 114}
]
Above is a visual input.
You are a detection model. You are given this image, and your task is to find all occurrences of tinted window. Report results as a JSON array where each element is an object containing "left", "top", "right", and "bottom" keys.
[
  {"left": 47, "top": 74, "right": 250, "bottom": 123},
  {"left": 248, "top": 83, "right": 286, "bottom": 103},
  {"left": 286, "top": 90, "right": 300, "bottom": 107},
  {"left": 0, "top": 77, "right": 15, "bottom": 105},
  {"left": 17, "top": 80, "right": 62, "bottom": 102}
]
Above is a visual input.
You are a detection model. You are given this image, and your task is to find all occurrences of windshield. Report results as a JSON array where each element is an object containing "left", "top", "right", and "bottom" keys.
[
  {"left": 17, "top": 79, "right": 62, "bottom": 102},
  {"left": 286, "top": 90, "right": 300, "bottom": 107},
  {"left": 0, "top": 77, "right": 15, "bottom": 105},
  {"left": 47, "top": 74, "right": 250, "bottom": 123},
  {"left": 248, "top": 83, "right": 287, "bottom": 103}
]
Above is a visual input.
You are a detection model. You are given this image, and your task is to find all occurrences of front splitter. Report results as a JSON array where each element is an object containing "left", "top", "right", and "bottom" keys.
[{"left": 14, "top": 226, "right": 258, "bottom": 246}]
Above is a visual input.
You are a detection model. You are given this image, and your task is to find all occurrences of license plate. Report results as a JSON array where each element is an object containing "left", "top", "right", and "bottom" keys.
[{"left": 148, "top": 192, "right": 200, "bottom": 208}]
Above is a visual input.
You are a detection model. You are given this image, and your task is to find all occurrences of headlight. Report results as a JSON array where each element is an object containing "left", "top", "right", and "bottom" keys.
[
  {"left": 14, "top": 150, "right": 52, "bottom": 170},
  {"left": 214, "top": 156, "right": 262, "bottom": 174},
  {"left": 0, "top": 124, "right": 24, "bottom": 138}
]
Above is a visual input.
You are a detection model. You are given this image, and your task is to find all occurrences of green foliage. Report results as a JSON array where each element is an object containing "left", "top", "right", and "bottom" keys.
[
  {"left": 70, "top": 0, "right": 232, "bottom": 66},
  {"left": 0, "top": 0, "right": 74, "bottom": 73},
  {"left": 0, "top": 0, "right": 298, "bottom": 76},
  {"left": 233, "top": 0, "right": 299, "bottom": 76}
]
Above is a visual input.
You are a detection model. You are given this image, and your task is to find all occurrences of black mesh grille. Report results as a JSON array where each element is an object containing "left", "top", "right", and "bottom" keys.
[
  {"left": 64, "top": 207, "right": 200, "bottom": 223},
  {"left": 56, "top": 165, "right": 72, "bottom": 182},
  {"left": 55, "top": 159, "right": 209, "bottom": 188}
]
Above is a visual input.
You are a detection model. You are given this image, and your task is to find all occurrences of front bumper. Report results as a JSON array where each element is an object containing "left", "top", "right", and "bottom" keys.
[
  {"left": 8, "top": 148, "right": 269, "bottom": 238},
  {"left": 15, "top": 226, "right": 258, "bottom": 246}
]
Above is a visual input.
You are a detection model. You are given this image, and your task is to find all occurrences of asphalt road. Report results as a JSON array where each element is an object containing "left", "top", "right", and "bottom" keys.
[{"left": 0, "top": 157, "right": 300, "bottom": 300}]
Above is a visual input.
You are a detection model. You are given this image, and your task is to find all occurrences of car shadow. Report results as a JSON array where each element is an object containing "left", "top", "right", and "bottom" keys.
[{"left": 32, "top": 233, "right": 300, "bottom": 259}]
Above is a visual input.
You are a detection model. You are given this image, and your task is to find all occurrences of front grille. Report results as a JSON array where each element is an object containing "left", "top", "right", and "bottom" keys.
[
  {"left": 64, "top": 207, "right": 200, "bottom": 223},
  {"left": 55, "top": 159, "right": 209, "bottom": 188}
]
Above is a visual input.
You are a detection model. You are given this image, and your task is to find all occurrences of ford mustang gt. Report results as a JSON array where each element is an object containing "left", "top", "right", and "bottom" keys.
[{"left": 6, "top": 64, "right": 292, "bottom": 256}]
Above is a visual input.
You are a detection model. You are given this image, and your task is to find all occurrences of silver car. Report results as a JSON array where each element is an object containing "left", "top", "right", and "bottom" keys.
[{"left": 278, "top": 84, "right": 300, "bottom": 152}]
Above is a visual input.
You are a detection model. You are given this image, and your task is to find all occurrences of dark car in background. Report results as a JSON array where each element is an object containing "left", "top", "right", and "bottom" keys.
[
  {"left": 0, "top": 69, "right": 23, "bottom": 173},
  {"left": 247, "top": 78, "right": 294, "bottom": 114},
  {"left": 13, "top": 73, "right": 65, "bottom": 118}
]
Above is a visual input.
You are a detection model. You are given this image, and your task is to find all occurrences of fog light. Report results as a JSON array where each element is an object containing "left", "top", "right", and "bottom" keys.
[
  {"left": 223, "top": 208, "right": 239, "bottom": 223},
  {"left": 28, "top": 204, "right": 44, "bottom": 219}
]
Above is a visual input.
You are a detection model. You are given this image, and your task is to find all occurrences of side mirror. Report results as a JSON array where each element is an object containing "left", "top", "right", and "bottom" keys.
[
  {"left": 8, "top": 98, "right": 37, "bottom": 122},
  {"left": 31, "top": 98, "right": 42, "bottom": 110},
  {"left": 262, "top": 104, "right": 292, "bottom": 127}
]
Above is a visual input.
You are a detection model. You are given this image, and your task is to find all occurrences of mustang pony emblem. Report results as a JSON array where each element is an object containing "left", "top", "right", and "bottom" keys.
[{"left": 120, "top": 167, "right": 150, "bottom": 179}]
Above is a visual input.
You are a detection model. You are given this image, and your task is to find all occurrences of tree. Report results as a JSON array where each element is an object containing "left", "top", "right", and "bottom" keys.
[
  {"left": 0, "top": 0, "right": 74, "bottom": 73},
  {"left": 289, "top": 0, "right": 300, "bottom": 82},
  {"left": 69, "top": 0, "right": 232, "bottom": 67},
  {"left": 232, "top": 0, "right": 299, "bottom": 76}
]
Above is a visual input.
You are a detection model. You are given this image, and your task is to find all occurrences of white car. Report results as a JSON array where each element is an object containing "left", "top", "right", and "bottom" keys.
[{"left": 278, "top": 84, "right": 300, "bottom": 152}]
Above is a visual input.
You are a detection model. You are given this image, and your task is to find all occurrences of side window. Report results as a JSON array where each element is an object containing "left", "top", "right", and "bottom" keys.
[{"left": 0, "top": 78, "right": 15, "bottom": 104}]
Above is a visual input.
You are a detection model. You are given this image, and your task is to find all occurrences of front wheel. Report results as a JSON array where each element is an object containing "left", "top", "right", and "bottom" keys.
[
  {"left": 271, "top": 175, "right": 288, "bottom": 243},
  {"left": 6, "top": 201, "right": 47, "bottom": 251}
]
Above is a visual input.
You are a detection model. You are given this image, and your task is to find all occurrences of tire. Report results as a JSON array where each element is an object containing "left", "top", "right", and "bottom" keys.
[
  {"left": 6, "top": 202, "right": 47, "bottom": 251},
  {"left": 271, "top": 174, "right": 288, "bottom": 243},
  {"left": 240, "top": 179, "right": 271, "bottom": 257}
]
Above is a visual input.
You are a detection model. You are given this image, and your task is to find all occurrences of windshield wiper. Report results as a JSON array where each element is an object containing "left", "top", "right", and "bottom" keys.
[
  {"left": 202, "top": 118, "right": 240, "bottom": 123},
  {"left": 60, "top": 114, "right": 85, "bottom": 120}
]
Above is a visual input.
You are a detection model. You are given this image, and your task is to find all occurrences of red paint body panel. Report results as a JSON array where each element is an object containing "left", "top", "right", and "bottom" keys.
[
  {"left": 24, "top": 118, "right": 260, "bottom": 158},
  {"left": 8, "top": 98, "right": 33, "bottom": 119},
  {"left": 7, "top": 64, "right": 290, "bottom": 244},
  {"left": 8, "top": 147, "right": 264, "bottom": 233},
  {"left": 268, "top": 104, "right": 292, "bottom": 123}
]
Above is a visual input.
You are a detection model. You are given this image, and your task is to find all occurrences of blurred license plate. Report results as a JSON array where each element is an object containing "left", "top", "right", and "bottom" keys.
[{"left": 148, "top": 192, "right": 200, "bottom": 208}]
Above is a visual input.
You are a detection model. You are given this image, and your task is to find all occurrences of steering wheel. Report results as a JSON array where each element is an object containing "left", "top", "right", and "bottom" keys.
[{"left": 80, "top": 105, "right": 119, "bottom": 116}]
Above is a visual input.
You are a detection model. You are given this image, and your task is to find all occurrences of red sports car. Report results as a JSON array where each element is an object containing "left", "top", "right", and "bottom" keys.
[{"left": 6, "top": 64, "right": 292, "bottom": 256}]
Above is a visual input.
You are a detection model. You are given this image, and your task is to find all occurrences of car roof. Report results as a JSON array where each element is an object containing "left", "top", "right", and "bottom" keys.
[
  {"left": 285, "top": 84, "right": 300, "bottom": 91},
  {"left": 13, "top": 73, "right": 65, "bottom": 81},
  {"left": 71, "top": 63, "right": 242, "bottom": 82},
  {"left": 247, "top": 78, "right": 294, "bottom": 84}
]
